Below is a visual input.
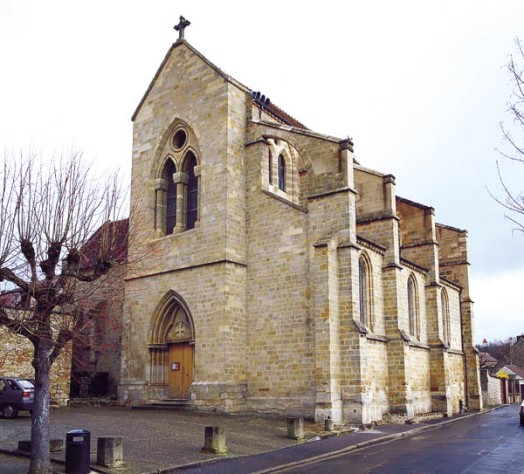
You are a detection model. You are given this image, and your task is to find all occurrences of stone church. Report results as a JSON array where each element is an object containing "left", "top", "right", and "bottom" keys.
[{"left": 118, "top": 19, "right": 482, "bottom": 425}]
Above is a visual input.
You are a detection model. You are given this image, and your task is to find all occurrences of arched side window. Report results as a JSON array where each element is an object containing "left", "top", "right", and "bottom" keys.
[
  {"left": 268, "top": 149, "right": 273, "bottom": 185},
  {"left": 164, "top": 160, "right": 177, "bottom": 235},
  {"left": 441, "top": 288, "right": 451, "bottom": 346},
  {"left": 407, "top": 274, "right": 419, "bottom": 339},
  {"left": 186, "top": 152, "right": 198, "bottom": 230},
  {"left": 358, "top": 254, "right": 373, "bottom": 329},
  {"left": 262, "top": 138, "right": 304, "bottom": 207},
  {"left": 278, "top": 154, "right": 286, "bottom": 191}
]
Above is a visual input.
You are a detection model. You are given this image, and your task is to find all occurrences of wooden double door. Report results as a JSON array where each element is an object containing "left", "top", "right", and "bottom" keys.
[{"left": 167, "top": 343, "right": 193, "bottom": 399}]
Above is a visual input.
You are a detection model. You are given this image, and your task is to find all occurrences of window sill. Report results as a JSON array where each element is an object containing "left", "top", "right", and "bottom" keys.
[
  {"left": 353, "top": 320, "right": 388, "bottom": 342},
  {"left": 408, "top": 340, "right": 431, "bottom": 350},
  {"left": 261, "top": 189, "right": 307, "bottom": 213},
  {"left": 153, "top": 225, "right": 198, "bottom": 241}
]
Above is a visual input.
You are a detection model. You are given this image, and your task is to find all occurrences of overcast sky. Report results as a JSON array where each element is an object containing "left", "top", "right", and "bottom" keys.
[{"left": 1, "top": 0, "right": 523, "bottom": 344}]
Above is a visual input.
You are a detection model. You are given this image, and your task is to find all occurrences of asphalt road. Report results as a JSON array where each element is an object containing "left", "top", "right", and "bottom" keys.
[{"left": 276, "top": 405, "right": 523, "bottom": 474}]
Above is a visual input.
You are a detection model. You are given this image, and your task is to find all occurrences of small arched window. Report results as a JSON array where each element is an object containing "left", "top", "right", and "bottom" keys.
[
  {"left": 186, "top": 152, "right": 198, "bottom": 230},
  {"left": 441, "top": 288, "right": 451, "bottom": 346},
  {"left": 278, "top": 154, "right": 286, "bottom": 191},
  {"left": 268, "top": 149, "right": 273, "bottom": 185},
  {"left": 164, "top": 160, "right": 177, "bottom": 235},
  {"left": 407, "top": 275, "right": 419, "bottom": 339},
  {"left": 359, "top": 255, "right": 373, "bottom": 328},
  {"left": 263, "top": 139, "right": 302, "bottom": 207}
]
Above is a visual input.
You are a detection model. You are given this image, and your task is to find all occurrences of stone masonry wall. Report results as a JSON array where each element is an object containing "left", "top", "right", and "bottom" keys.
[
  {"left": 354, "top": 167, "right": 387, "bottom": 219},
  {"left": 0, "top": 326, "right": 71, "bottom": 405},
  {"left": 360, "top": 337, "right": 390, "bottom": 422},
  {"left": 446, "top": 283, "right": 463, "bottom": 351},
  {"left": 128, "top": 42, "right": 232, "bottom": 271},
  {"left": 73, "top": 264, "right": 125, "bottom": 398},
  {"left": 245, "top": 140, "right": 314, "bottom": 415},
  {"left": 446, "top": 351, "right": 466, "bottom": 414},
  {"left": 119, "top": 37, "right": 482, "bottom": 423},
  {"left": 121, "top": 42, "right": 249, "bottom": 410},
  {"left": 481, "top": 370, "right": 502, "bottom": 407},
  {"left": 121, "top": 263, "right": 247, "bottom": 409},
  {"left": 406, "top": 345, "right": 432, "bottom": 414}
]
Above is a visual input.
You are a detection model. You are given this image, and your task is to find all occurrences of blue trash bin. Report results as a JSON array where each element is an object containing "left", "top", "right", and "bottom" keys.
[{"left": 65, "top": 429, "right": 90, "bottom": 474}]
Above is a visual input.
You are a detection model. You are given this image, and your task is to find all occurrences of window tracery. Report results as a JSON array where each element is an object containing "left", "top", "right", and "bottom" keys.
[
  {"left": 154, "top": 124, "right": 200, "bottom": 237},
  {"left": 185, "top": 152, "right": 198, "bottom": 230},
  {"left": 278, "top": 154, "right": 286, "bottom": 191},
  {"left": 164, "top": 159, "right": 177, "bottom": 235}
]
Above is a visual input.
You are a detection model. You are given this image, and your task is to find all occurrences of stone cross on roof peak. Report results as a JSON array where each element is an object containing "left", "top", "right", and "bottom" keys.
[{"left": 174, "top": 16, "right": 191, "bottom": 41}]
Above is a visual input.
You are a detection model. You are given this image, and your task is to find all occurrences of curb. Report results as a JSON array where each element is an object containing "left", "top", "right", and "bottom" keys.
[
  {"left": 148, "top": 410, "right": 488, "bottom": 473},
  {"left": 0, "top": 406, "right": 504, "bottom": 474},
  {"left": 142, "top": 407, "right": 504, "bottom": 473},
  {"left": 251, "top": 407, "right": 503, "bottom": 474},
  {"left": 0, "top": 447, "right": 110, "bottom": 474}
]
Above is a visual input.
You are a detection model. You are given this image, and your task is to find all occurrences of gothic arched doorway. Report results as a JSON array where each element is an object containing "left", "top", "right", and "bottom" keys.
[{"left": 149, "top": 291, "right": 195, "bottom": 398}]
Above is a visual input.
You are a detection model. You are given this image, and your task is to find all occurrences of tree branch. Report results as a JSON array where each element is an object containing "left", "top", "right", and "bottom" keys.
[
  {"left": 0, "top": 307, "right": 37, "bottom": 343},
  {"left": 49, "top": 327, "right": 72, "bottom": 365}
]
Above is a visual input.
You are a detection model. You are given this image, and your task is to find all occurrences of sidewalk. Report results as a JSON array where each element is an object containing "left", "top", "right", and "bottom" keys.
[{"left": 0, "top": 406, "right": 483, "bottom": 474}]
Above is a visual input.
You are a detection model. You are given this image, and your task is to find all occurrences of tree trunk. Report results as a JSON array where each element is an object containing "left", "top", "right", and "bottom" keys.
[{"left": 29, "top": 340, "right": 52, "bottom": 474}]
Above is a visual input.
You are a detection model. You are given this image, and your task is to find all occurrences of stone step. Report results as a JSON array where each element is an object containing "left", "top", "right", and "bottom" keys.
[{"left": 132, "top": 399, "right": 195, "bottom": 411}]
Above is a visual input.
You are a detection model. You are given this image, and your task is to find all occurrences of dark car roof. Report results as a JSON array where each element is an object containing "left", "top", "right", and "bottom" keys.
[
  {"left": 1, "top": 376, "right": 32, "bottom": 380},
  {"left": 1, "top": 377, "right": 34, "bottom": 385}
]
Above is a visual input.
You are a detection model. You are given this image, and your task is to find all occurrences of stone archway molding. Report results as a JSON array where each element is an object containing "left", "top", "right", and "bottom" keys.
[
  {"left": 149, "top": 290, "right": 195, "bottom": 345},
  {"left": 148, "top": 291, "right": 195, "bottom": 387}
]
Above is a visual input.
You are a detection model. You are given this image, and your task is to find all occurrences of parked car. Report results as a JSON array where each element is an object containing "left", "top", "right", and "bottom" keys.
[
  {"left": 520, "top": 400, "right": 524, "bottom": 427},
  {"left": 0, "top": 377, "right": 35, "bottom": 418}
]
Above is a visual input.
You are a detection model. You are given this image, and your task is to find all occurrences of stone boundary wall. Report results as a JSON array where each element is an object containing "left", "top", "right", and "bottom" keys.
[
  {"left": 481, "top": 369, "right": 502, "bottom": 407},
  {"left": 0, "top": 327, "right": 71, "bottom": 406}
]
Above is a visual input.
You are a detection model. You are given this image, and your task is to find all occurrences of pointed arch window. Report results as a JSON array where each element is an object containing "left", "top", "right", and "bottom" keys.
[
  {"left": 186, "top": 152, "right": 198, "bottom": 230},
  {"left": 154, "top": 125, "right": 201, "bottom": 237},
  {"left": 262, "top": 138, "right": 303, "bottom": 207},
  {"left": 359, "top": 255, "right": 373, "bottom": 328},
  {"left": 441, "top": 288, "right": 451, "bottom": 346},
  {"left": 164, "top": 160, "right": 177, "bottom": 235},
  {"left": 268, "top": 149, "right": 273, "bottom": 185},
  {"left": 278, "top": 154, "right": 286, "bottom": 191},
  {"left": 407, "top": 275, "right": 419, "bottom": 339}
]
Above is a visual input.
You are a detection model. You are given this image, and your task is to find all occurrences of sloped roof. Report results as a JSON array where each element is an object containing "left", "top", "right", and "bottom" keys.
[
  {"left": 132, "top": 40, "right": 237, "bottom": 121},
  {"left": 254, "top": 96, "right": 308, "bottom": 130},
  {"left": 505, "top": 364, "right": 524, "bottom": 379},
  {"left": 132, "top": 40, "right": 308, "bottom": 131},
  {"left": 79, "top": 219, "right": 129, "bottom": 270},
  {"left": 480, "top": 352, "right": 498, "bottom": 364},
  {"left": 397, "top": 195, "right": 433, "bottom": 212}
]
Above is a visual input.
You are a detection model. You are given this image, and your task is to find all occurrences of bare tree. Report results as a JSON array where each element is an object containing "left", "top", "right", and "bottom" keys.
[
  {"left": 0, "top": 149, "right": 129, "bottom": 474},
  {"left": 478, "top": 336, "right": 524, "bottom": 368},
  {"left": 494, "top": 38, "right": 524, "bottom": 231}
]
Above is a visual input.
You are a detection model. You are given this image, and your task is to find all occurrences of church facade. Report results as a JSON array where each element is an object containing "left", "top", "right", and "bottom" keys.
[{"left": 118, "top": 28, "right": 482, "bottom": 425}]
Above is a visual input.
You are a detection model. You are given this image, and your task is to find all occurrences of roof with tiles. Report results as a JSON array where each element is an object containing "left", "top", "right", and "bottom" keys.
[
  {"left": 133, "top": 38, "right": 309, "bottom": 133},
  {"left": 480, "top": 352, "right": 498, "bottom": 365},
  {"left": 78, "top": 218, "right": 128, "bottom": 271},
  {"left": 258, "top": 97, "right": 309, "bottom": 130},
  {"left": 504, "top": 364, "right": 524, "bottom": 379}
]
